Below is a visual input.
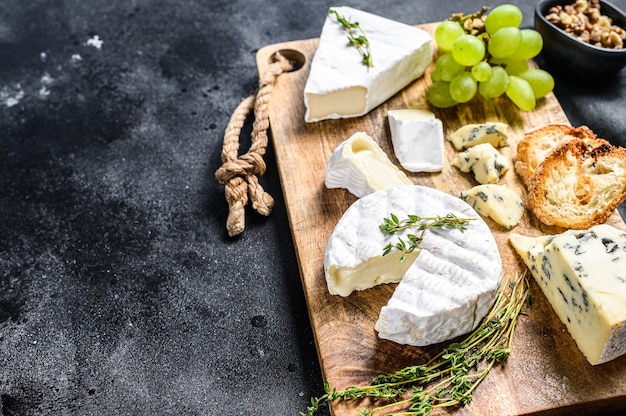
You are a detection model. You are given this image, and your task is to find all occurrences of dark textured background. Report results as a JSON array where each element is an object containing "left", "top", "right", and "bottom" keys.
[{"left": 1, "top": 1, "right": 625, "bottom": 415}]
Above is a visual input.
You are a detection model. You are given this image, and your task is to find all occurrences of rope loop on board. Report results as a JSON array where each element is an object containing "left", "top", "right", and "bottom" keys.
[{"left": 215, "top": 52, "right": 292, "bottom": 237}]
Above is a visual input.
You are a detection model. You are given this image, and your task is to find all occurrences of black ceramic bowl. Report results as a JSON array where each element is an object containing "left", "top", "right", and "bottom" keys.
[{"left": 535, "top": 0, "right": 626, "bottom": 80}]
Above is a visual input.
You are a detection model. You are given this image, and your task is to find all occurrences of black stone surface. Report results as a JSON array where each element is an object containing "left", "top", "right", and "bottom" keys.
[{"left": 1, "top": 1, "right": 625, "bottom": 415}]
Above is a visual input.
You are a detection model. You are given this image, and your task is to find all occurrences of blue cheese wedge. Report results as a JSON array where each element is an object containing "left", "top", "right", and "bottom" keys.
[
  {"left": 324, "top": 185, "right": 503, "bottom": 346},
  {"left": 448, "top": 122, "right": 509, "bottom": 151},
  {"left": 452, "top": 143, "right": 510, "bottom": 184},
  {"left": 304, "top": 7, "right": 432, "bottom": 122},
  {"left": 325, "top": 131, "right": 411, "bottom": 198},
  {"left": 387, "top": 109, "right": 444, "bottom": 172},
  {"left": 510, "top": 225, "right": 626, "bottom": 365},
  {"left": 460, "top": 184, "right": 524, "bottom": 229}
]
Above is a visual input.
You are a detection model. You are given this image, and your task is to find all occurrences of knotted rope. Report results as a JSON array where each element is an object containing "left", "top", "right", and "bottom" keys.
[{"left": 215, "top": 52, "right": 292, "bottom": 237}]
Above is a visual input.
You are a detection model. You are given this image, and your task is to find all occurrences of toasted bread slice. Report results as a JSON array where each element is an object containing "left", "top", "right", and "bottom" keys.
[
  {"left": 515, "top": 124, "right": 604, "bottom": 187},
  {"left": 527, "top": 139, "right": 626, "bottom": 229}
]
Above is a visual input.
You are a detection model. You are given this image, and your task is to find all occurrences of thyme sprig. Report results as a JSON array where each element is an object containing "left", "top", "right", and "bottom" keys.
[
  {"left": 380, "top": 213, "right": 474, "bottom": 262},
  {"left": 300, "top": 274, "right": 530, "bottom": 416},
  {"left": 329, "top": 9, "right": 374, "bottom": 67}
]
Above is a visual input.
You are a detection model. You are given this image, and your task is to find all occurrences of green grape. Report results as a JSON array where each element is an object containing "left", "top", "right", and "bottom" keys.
[
  {"left": 484, "top": 4, "right": 523, "bottom": 34},
  {"left": 517, "top": 68, "right": 554, "bottom": 98},
  {"left": 506, "top": 75, "right": 536, "bottom": 111},
  {"left": 431, "top": 53, "right": 465, "bottom": 82},
  {"left": 427, "top": 80, "right": 458, "bottom": 108},
  {"left": 452, "top": 34, "right": 486, "bottom": 66},
  {"left": 488, "top": 27, "right": 521, "bottom": 58},
  {"left": 490, "top": 57, "right": 529, "bottom": 75},
  {"left": 449, "top": 72, "right": 477, "bottom": 103},
  {"left": 508, "top": 29, "right": 543, "bottom": 60},
  {"left": 471, "top": 61, "right": 492, "bottom": 82},
  {"left": 435, "top": 20, "right": 465, "bottom": 52},
  {"left": 478, "top": 65, "right": 509, "bottom": 99}
]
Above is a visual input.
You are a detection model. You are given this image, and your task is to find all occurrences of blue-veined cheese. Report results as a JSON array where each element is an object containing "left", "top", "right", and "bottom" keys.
[
  {"left": 387, "top": 108, "right": 444, "bottom": 173},
  {"left": 325, "top": 131, "right": 411, "bottom": 198},
  {"left": 324, "top": 185, "right": 503, "bottom": 346},
  {"left": 452, "top": 142, "right": 510, "bottom": 184},
  {"left": 460, "top": 184, "right": 524, "bottom": 229},
  {"left": 448, "top": 122, "right": 509, "bottom": 151},
  {"left": 304, "top": 7, "right": 432, "bottom": 122},
  {"left": 510, "top": 224, "right": 626, "bottom": 365}
]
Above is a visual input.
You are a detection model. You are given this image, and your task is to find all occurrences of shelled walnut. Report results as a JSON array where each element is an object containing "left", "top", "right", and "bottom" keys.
[{"left": 545, "top": 0, "right": 626, "bottom": 49}]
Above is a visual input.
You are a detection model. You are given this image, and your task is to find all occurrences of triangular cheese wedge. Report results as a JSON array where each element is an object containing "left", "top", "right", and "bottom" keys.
[
  {"left": 304, "top": 7, "right": 432, "bottom": 122},
  {"left": 510, "top": 225, "right": 626, "bottom": 365}
]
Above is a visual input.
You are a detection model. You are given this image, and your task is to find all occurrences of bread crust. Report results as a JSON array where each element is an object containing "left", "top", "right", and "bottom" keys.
[
  {"left": 515, "top": 124, "right": 600, "bottom": 188},
  {"left": 527, "top": 138, "right": 626, "bottom": 229}
]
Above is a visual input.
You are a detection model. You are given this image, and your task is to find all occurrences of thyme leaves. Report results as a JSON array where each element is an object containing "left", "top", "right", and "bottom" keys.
[{"left": 329, "top": 9, "right": 374, "bottom": 67}]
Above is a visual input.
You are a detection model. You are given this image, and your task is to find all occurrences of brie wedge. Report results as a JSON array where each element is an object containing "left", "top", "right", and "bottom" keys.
[
  {"left": 324, "top": 185, "right": 503, "bottom": 346},
  {"left": 510, "top": 225, "right": 626, "bottom": 365},
  {"left": 304, "top": 7, "right": 432, "bottom": 122},
  {"left": 325, "top": 131, "right": 411, "bottom": 198},
  {"left": 387, "top": 109, "right": 444, "bottom": 172}
]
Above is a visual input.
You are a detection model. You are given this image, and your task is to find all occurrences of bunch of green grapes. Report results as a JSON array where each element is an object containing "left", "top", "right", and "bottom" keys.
[{"left": 428, "top": 4, "right": 554, "bottom": 111}]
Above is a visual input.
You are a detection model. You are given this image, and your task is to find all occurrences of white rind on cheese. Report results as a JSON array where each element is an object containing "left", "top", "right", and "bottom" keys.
[
  {"left": 325, "top": 131, "right": 411, "bottom": 198},
  {"left": 375, "top": 247, "right": 502, "bottom": 346},
  {"left": 373, "top": 192, "right": 503, "bottom": 346},
  {"left": 387, "top": 109, "right": 444, "bottom": 172},
  {"left": 510, "top": 224, "right": 626, "bottom": 365},
  {"left": 304, "top": 7, "right": 432, "bottom": 122},
  {"left": 452, "top": 142, "right": 510, "bottom": 184},
  {"left": 324, "top": 185, "right": 503, "bottom": 346},
  {"left": 460, "top": 184, "right": 524, "bottom": 229}
]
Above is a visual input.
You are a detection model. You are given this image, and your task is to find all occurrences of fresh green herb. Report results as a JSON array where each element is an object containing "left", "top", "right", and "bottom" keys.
[
  {"left": 380, "top": 213, "right": 474, "bottom": 262},
  {"left": 300, "top": 274, "right": 530, "bottom": 416},
  {"left": 329, "top": 9, "right": 374, "bottom": 67}
]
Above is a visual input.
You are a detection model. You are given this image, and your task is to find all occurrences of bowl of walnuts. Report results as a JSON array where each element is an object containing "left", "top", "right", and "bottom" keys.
[{"left": 535, "top": 0, "right": 626, "bottom": 80}]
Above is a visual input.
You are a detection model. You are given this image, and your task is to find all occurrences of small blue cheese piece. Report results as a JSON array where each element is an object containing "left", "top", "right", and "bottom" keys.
[
  {"left": 448, "top": 122, "right": 509, "bottom": 151},
  {"left": 510, "top": 224, "right": 626, "bottom": 365},
  {"left": 304, "top": 7, "right": 432, "bottom": 122},
  {"left": 452, "top": 143, "right": 510, "bottom": 184},
  {"left": 387, "top": 109, "right": 444, "bottom": 172},
  {"left": 325, "top": 131, "right": 411, "bottom": 198},
  {"left": 460, "top": 184, "right": 524, "bottom": 229}
]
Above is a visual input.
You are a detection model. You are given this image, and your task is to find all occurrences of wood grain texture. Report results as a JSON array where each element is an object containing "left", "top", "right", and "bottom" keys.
[{"left": 256, "top": 23, "right": 626, "bottom": 416}]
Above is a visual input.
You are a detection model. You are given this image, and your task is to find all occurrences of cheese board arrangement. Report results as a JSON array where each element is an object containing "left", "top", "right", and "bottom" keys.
[{"left": 251, "top": 4, "right": 626, "bottom": 415}]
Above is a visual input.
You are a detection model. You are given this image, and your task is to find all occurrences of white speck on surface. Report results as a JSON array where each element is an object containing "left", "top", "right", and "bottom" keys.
[
  {"left": 1, "top": 84, "right": 24, "bottom": 107},
  {"left": 40, "top": 52, "right": 47, "bottom": 61},
  {"left": 41, "top": 72, "right": 53, "bottom": 85},
  {"left": 86, "top": 35, "right": 103, "bottom": 49},
  {"left": 71, "top": 54, "right": 82, "bottom": 62},
  {"left": 39, "top": 86, "right": 50, "bottom": 97}
]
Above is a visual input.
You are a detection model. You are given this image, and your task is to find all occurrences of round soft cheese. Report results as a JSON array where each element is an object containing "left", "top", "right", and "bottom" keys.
[{"left": 323, "top": 184, "right": 503, "bottom": 346}]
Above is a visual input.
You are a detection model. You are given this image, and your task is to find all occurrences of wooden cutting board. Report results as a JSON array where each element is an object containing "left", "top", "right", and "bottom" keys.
[{"left": 256, "top": 23, "right": 626, "bottom": 416}]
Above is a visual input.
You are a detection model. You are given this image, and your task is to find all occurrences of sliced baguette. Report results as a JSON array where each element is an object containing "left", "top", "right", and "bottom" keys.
[
  {"left": 527, "top": 138, "right": 626, "bottom": 229},
  {"left": 515, "top": 124, "right": 604, "bottom": 187}
]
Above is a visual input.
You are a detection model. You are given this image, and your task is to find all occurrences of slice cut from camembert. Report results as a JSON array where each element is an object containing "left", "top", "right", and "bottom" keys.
[
  {"left": 304, "top": 7, "right": 432, "bottom": 122},
  {"left": 387, "top": 108, "right": 444, "bottom": 172},
  {"left": 324, "top": 185, "right": 503, "bottom": 346},
  {"left": 510, "top": 224, "right": 626, "bottom": 365},
  {"left": 325, "top": 131, "right": 411, "bottom": 198}
]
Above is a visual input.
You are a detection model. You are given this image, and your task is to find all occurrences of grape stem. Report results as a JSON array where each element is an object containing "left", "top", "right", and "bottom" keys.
[{"left": 449, "top": 6, "right": 489, "bottom": 37}]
